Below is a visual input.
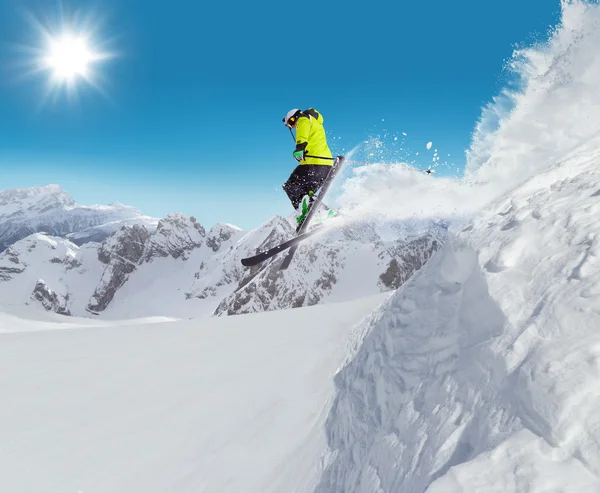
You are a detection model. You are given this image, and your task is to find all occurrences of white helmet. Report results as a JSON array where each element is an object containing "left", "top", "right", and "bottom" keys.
[{"left": 282, "top": 108, "right": 301, "bottom": 128}]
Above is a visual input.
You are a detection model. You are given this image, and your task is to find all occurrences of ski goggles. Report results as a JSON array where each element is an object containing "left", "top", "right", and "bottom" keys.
[{"left": 283, "top": 114, "right": 299, "bottom": 128}]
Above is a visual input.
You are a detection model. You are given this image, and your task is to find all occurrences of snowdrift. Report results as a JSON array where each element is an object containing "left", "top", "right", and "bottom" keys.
[{"left": 319, "top": 133, "right": 600, "bottom": 492}]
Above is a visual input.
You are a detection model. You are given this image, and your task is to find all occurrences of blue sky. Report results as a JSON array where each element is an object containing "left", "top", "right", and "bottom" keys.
[{"left": 0, "top": 0, "right": 561, "bottom": 229}]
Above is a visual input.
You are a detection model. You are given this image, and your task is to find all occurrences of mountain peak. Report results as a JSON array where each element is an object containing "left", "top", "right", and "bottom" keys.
[
  {"left": 37, "top": 184, "right": 63, "bottom": 193},
  {"left": 0, "top": 184, "right": 158, "bottom": 252},
  {"left": 0, "top": 184, "right": 75, "bottom": 210}
]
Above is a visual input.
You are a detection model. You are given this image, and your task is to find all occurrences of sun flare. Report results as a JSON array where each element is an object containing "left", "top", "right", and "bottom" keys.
[
  {"left": 38, "top": 28, "right": 111, "bottom": 92},
  {"left": 44, "top": 34, "right": 96, "bottom": 82},
  {"left": 13, "top": 7, "right": 117, "bottom": 103}
]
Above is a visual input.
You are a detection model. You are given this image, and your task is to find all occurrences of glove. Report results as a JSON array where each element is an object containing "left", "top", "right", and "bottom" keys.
[
  {"left": 293, "top": 142, "right": 308, "bottom": 162},
  {"left": 293, "top": 149, "right": 305, "bottom": 162}
]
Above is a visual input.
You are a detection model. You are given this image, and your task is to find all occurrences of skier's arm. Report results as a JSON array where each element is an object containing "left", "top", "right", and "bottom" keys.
[
  {"left": 293, "top": 118, "right": 310, "bottom": 160},
  {"left": 295, "top": 118, "right": 310, "bottom": 148}
]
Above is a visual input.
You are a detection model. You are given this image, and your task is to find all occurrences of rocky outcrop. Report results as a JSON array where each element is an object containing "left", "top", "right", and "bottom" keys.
[
  {"left": 87, "top": 225, "right": 151, "bottom": 313},
  {"left": 143, "top": 214, "right": 206, "bottom": 262},
  {"left": 0, "top": 246, "right": 25, "bottom": 281},
  {"left": 0, "top": 208, "right": 448, "bottom": 319},
  {"left": 213, "top": 219, "right": 448, "bottom": 316},
  {"left": 206, "top": 223, "right": 241, "bottom": 253},
  {"left": 87, "top": 214, "right": 211, "bottom": 313},
  {"left": 379, "top": 233, "right": 442, "bottom": 289},
  {"left": 30, "top": 280, "right": 70, "bottom": 315}
]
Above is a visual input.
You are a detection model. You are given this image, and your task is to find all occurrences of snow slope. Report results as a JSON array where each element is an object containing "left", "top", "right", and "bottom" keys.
[
  {"left": 3, "top": 132, "right": 600, "bottom": 492},
  {"left": 315, "top": 132, "right": 600, "bottom": 492},
  {"left": 0, "top": 293, "right": 390, "bottom": 493},
  {"left": 2, "top": 3, "right": 600, "bottom": 492}
]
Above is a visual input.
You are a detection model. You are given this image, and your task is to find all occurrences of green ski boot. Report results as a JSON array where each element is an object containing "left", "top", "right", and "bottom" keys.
[{"left": 296, "top": 191, "right": 315, "bottom": 225}]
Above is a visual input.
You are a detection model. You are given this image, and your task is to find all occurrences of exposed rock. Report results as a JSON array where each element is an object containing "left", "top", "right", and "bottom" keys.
[
  {"left": 206, "top": 223, "right": 242, "bottom": 253},
  {"left": 88, "top": 225, "right": 151, "bottom": 313},
  {"left": 97, "top": 225, "right": 150, "bottom": 265},
  {"left": 143, "top": 213, "right": 206, "bottom": 262},
  {"left": 380, "top": 234, "right": 441, "bottom": 289},
  {"left": 0, "top": 266, "right": 24, "bottom": 282},
  {"left": 0, "top": 245, "right": 25, "bottom": 281},
  {"left": 30, "top": 280, "right": 70, "bottom": 315},
  {"left": 214, "top": 219, "right": 448, "bottom": 316},
  {"left": 0, "top": 204, "right": 448, "bottom": 319}
]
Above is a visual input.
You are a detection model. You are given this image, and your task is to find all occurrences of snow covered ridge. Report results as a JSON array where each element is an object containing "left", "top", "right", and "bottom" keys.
[
  {"left": 2, "top": 137, "right": 598, "bottom": 490},
  {"left": 467, "top": 0, "right": 600, "bottom": 184},
  {"left": 0, "top": 210, "right": 447, "bottom": 319},
  {"left": 318, "top": 134, "right": 600, "bottom": 492},
  {"left": 0, "top": 184, "right": 158, "bottom": 251},
  {"left": 216, "top": 217, "right": 447, "bottom": 316}
]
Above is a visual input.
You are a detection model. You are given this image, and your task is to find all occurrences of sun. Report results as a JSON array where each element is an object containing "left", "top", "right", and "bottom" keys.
[
  {"left": 38, "top": 27, "right": 113, "bottom": 95},
  {"left": 44, "top": 33, "right": 97, "bottom": 82},
  {"left": 12, "top": 7, "right": 117, "bottom": 104}
]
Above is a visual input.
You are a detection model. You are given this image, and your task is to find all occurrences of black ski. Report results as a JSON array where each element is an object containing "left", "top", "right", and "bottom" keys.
[
  {"left": 280, "top": 156, "right": 345, "bottom": 270},
  {"left": 240, "top": 224, "right": 324, "bottom": 267},
  {"left": 240, "top": 155, "right": 345, "bottom": 269}
]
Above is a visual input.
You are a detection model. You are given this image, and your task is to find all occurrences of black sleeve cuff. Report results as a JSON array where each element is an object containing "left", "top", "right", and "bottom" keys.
[{"left": 294, "top": 142, "right": 308, "bottom": 152}]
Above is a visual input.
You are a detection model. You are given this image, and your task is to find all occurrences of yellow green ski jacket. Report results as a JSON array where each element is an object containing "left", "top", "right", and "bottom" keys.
[{"left": 295, "top": 109, "right": 333, "bottom": 166}]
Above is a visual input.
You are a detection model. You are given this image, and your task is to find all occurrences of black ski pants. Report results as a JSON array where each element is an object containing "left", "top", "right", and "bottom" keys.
[{"left": 283, "top": 164, "right": 332, "bottom": 210}]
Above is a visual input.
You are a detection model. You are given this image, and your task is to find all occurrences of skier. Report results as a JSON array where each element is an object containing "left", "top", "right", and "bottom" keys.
[{"left": 282, "top": 108, "right": 334, "bottom": 224}]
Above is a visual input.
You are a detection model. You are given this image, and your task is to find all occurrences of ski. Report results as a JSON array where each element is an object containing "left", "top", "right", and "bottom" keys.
[
  {"left": 240, "top": 224, "right": 325, "bottom": 267},
  {"left": 280, "top": 155, "right": 345, "bottom": 270},
  {"left": 240, "top": 156, "right": 345, "bottom": 269}
]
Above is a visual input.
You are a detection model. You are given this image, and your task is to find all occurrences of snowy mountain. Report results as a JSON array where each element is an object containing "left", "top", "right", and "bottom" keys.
[
  {"left": 214, "top": 217, "right": 445, "bottom": 316},
  {"left": 1, "top": 2, "right": 599, "bottom": 491},
  {"left": 0, "top": 184, "right": 158, "bottom": 251},
  {"left": 2, "top": 132, "right": 600, "bottom": 492},
  {"left": 0, "top": 233, "right": 106, "bottom": 316},
  {"left": 0, "top": 210, "right": 446, "bottom": 318}
]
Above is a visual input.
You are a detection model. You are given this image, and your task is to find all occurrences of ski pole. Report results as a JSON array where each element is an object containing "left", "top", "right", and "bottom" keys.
[
  {"left": 304, "top": 154, "right": 337, "bottom": 161},
  {"left": 299, "top": 155, "right": 434, "bottom": 174}
]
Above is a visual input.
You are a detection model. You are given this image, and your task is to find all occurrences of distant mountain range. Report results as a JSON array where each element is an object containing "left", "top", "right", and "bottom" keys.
[
  {"left": 0, "top": 184, "right": 158, "bottom": 251},
  {"left": 0, "top": 185, "right": 447, "bottom": 318}
]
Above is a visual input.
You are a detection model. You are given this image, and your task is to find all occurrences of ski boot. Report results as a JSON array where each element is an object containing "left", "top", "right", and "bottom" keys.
[
  {"left": 296, "top": 191, "right": 316, "bottom": 226},
  {"left": 314, "top": 208, "right": 337, "bottom": 224}
]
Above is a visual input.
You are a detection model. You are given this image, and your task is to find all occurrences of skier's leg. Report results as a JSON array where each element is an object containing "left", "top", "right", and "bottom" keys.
[
  {"left": 306, "top": 165, "right": 333, "bottom": 194},
  {"left": 283, "top": 165, "right": 312, "bottom": 209},
  {"left": 283, "top": 165, "right": 334, "bottom": 224},
  {"left": 303, "top": 165, "right": 334, "bottom": 209},
  {"left": 311, "top": 164, "right": 332, "bottom": 193}
]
